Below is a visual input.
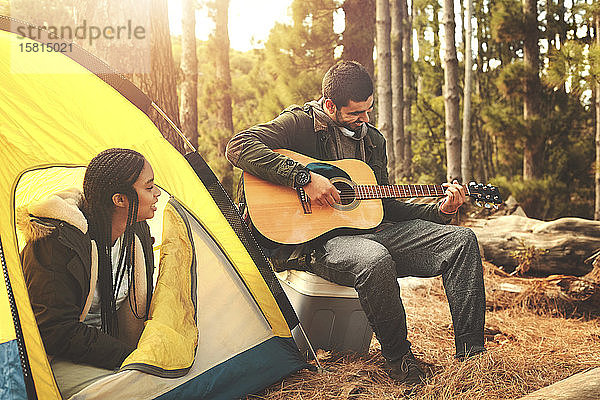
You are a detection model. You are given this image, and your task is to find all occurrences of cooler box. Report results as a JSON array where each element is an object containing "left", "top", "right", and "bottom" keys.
[{"left": 276, "top": 270, "right": 373, "bottom": 356}]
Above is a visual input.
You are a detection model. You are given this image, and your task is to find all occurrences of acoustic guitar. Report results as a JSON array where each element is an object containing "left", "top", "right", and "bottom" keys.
[{"left": 243, "top": 149, "right": 502, "bottom": 244}]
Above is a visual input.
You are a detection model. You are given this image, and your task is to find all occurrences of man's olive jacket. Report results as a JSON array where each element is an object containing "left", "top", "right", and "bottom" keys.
[{"left": 226, "top": 102, "right": 453, "bottom": 228}]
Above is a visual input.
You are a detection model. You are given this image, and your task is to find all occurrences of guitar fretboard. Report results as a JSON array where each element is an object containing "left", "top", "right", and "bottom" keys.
[{"left": 354, "top": 184, "right": 468, "bottom": 200}]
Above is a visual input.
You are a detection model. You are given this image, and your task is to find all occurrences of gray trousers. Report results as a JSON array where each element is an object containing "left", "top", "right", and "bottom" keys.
[{"left": 309, "top": 219, "right": 485, "bottom": 361}]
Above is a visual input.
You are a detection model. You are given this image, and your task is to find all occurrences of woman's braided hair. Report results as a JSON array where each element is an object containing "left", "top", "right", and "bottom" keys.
[{"left": 83, "top": 148, "right": 146, "bottom": 336}]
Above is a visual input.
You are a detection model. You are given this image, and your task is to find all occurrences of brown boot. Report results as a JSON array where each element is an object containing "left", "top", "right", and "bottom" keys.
[{"left": 384, "top": 351, "right": 429, "bottom": 385}]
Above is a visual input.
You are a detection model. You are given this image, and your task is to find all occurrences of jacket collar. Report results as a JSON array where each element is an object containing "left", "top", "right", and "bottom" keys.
[
  {"left": 17, "top": 188, "right": 88, "bottom": 242},
  {"left": 305, "top": 99, "right": 375, "bottom": 147},
  {"left": 304, "top": 99, "right": 330, "bottom": 133}
]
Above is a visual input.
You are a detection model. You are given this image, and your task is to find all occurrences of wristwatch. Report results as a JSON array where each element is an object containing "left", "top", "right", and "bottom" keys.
[{"left": 293, "top": 168, "right": 311, "bottom": 188}]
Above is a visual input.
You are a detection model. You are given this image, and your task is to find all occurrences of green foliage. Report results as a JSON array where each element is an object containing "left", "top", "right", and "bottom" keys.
[
  {"left": 510, "top": 239, "right": 548, "bottom": 276},
  {"left": 485, "top": 76, "right": 593, "bottom": 220},
  {"left": 191, "top": 0, "right": 339, "bottom": 192},
  {"left": 490, "top": 176, "right": 568, "bottom": 219},
  {"left": 410, "top": 0, "right": 446, "bottom": 183},
  {"left": 412, "top": 93, "right": 447, "bottom": 183},
  {"left": 490, "top": 0, "right": 525, "bottom": 42},
  {"left": 490, "top": 168, "right": 595, "bottom": 220},
  {"left": 589, "top": 45, "right": 600, "bottom": 85},
  {"left": 496, "top": 61, "right": 537, "bottom": 99},
  {"left": 195, "top": 42, "right": 275, "bottom": 190},
  {"left": 413, "top": 0, "right": 442, "bottom": 66},
  {"left": 546, "top": 42, "right": 585, "bottom": 90},
  {"left": 260, "top": 0, "right": 339, "bottom": 115},
  {"left": 181, "top": 0, "right": 597, "bottom": 221},
  {"left": 547, "top": 41, "right": 594, "bottom": 95}
]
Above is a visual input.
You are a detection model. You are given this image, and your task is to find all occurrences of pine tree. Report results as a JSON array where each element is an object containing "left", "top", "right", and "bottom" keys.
[
  {"left": 596, "top": 14, "right": 600, "bottom": 220},
  {"left": 443, "top": 0, "right": 461, "bottom": 182},
  {"left": 522, "top": 0, "right": 543, "bottom": 180},
  {"left": 342, "top": 0, "right": 375, "bottom": 78},
  {"left": 462, "top": 0, "right": 473, "bottom": 182},
  {"left": 391, "top": 0, "right": 405, "bottom": 180},
  {"left": 73, "top": 0, "right": 185, "bottom": 153},
  {"left": 213, "top": 0, "right": 234, "bottom": 194},
  {"left": 261, "top": 0, "right": 338, "bottom": 116},
  {"left": 180, "top": 0, "right": 199, "bottom": 148},
  {"left": 376, "top": 0, "right": 395, "bottom": 181},
  {"left": 402, "top": 0, "right": 414, "bottom": 178}
]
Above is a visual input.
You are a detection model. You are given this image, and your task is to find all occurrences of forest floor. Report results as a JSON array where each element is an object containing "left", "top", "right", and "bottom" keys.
[{"left": 248, "top": 261, "right": 600, "bottom": 400}]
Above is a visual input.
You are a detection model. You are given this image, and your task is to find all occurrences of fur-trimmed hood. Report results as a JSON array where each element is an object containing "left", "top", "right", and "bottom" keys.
[{"left": 17, "top": 188, "right": 88, "bottom": 242}]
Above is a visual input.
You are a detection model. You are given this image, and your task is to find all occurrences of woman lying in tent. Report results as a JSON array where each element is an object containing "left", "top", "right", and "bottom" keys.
[{"left": 17, "top": 148, "right": 161, "bottom": 389}]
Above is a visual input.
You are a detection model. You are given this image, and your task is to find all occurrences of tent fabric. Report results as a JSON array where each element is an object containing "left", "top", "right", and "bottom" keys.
[
  {"left": 156, "top": 337, "right": 303, "bottom": 400},
  {"left": 67, "top": 198, "right": 306, "bottom": 399},
  {"left": 0, "top": 15, "right": 153, "bottom": 115},
  {"left": 183, "top": 152, "right": 300, "bottom": 329},
  {"left": 0, "top": 338, "right": 27, "bottom": 400},
  {"left": 0, "top": 16, "right": 306, "bottom": 400},
  {"left": 121, "top": 202, "right": 198, "bottom": 377},
  {"left": 0, "top": 238, "right": 37, "bottom": 400}
]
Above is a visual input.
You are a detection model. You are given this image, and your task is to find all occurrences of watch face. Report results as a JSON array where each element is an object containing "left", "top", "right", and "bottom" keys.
[{"left": 295, "top": 170, "right": 310, "bottom": 187}]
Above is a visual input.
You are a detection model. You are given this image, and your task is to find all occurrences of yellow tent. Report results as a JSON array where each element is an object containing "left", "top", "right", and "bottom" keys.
[{"left": 0, "top": 15, "right": 305, "bottom": 400}]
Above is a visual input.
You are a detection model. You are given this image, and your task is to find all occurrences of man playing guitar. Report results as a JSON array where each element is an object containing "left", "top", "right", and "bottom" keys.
[{"left": 226, "top": 61, "right": 486, "bottom": 384}]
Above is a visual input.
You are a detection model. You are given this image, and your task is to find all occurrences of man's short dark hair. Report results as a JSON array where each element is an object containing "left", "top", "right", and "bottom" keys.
[{"left": 322, "top": 61, "right": 373, "bottom": 108}]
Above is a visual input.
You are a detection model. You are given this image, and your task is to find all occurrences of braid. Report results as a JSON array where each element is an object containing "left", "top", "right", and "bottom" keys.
[{"left": 83, "top": 148, "right": 145, "bottom": 336}]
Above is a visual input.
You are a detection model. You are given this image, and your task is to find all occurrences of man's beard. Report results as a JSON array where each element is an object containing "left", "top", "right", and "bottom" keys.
[{"left": 334, "top": 110, "right": 363, "bottom": 132}]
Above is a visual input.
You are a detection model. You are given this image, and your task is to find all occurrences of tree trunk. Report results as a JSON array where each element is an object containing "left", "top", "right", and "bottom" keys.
[
  {"left": 73, "top": 0, "right": 185, "bottom": 153},
  {"left": 461, "top": 0, "right": 473, "bottom": 183},
  {"left": 376, "top": 0, "right": 394, "bottom": 182},
  {"left": 517, "top": 368, "right": 600, "bottom": 400},
  {"left": 432, "top": 0, "right": 442, "bottom": 68},
  {"left": 486, "top": 268, "right": 600, "bottom": 319},
  {"left": 595, "top": 16, "right": 600, "bottom": 220},
  {"left": 391, "top": 0, "right": 404, "bottom": 181},
  {"left": 443, "top": 0, "right": 461, "bottom": 182},
  {"left": 180, "top": 0, "right": 199, "bottom": 149},
  {"left": 402, "top": 0, "right": 413, "bottom": 178},
  {"left": 214, "top": 0, "right": 234, "bottom": 194},
  {"left": 311, "top": 0, "right": 336, "bottom": 69},
  {"left": 522, "top": 0, "right": 543, "bottom": 180},
  {"left": 342, "top": 0, "right": 375, "bottom": 79},
  {"left": 469, "top": 215, "right": 600, "bottom": 276}
]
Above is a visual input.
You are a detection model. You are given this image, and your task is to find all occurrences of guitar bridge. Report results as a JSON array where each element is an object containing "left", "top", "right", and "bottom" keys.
[{"left": 296, "top": 187, "right": 312, "bottom": 214}]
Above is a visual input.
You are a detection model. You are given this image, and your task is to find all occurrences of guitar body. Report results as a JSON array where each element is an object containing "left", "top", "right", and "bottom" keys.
[{"left": 243, "top": 149, "right": 384, "bottom": 244}]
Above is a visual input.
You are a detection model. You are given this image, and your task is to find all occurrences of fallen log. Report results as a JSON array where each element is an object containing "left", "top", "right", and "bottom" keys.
[
  {"left": 518, "top": 367, "right": 600, "bottom": 400},
  {"left": 469, "top": 215, "right": 600, "bottom": 276},
  {"left": 485, "top": 261, "right": 600, "bottom": 318}
]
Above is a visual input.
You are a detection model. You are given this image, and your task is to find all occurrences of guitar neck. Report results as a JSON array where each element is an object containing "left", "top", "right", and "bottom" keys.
[{"left": 355, "top": 184, "right": 468, "bottom": 200}]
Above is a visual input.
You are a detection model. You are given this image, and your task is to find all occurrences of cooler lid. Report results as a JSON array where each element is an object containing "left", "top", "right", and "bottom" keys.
[{"left": 276, "top": 270, "right": 359, "bottom": 298}]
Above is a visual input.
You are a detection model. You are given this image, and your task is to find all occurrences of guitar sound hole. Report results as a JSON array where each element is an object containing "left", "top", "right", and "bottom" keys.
[{"left": 333, "top": 181, "right": 356, "bottom": 205}]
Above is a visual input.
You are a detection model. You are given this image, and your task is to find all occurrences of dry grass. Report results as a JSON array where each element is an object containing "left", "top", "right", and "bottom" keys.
[{"left": 248, "top": 264, "right": 600, "bottom": 400}]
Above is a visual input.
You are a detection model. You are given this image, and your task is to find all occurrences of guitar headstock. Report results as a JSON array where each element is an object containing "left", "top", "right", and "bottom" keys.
[{"left": 467, "top": 182, "right": 503, "bottom": 209}]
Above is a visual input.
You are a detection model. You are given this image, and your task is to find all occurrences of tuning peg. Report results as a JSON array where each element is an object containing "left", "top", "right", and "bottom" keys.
[
  {"left": 475, "top": 200, "right": 483, "bottom": 207},
  {"left": 484, "top": 202, "right": 492, "bottom": 209},
  {"left": 493, "top": 204, "right": 499, "bottom": 210}
]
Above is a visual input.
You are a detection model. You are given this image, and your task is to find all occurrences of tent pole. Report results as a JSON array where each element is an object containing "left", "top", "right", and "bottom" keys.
[
  {"left": 151, "top": 102, "right": 196, "bottom": 154},
  {"left": 296, "top": 323, "right": 324, "bottom": 372},
  {"left": 151, "top": 102, "right": 327, "bottom": 372}
]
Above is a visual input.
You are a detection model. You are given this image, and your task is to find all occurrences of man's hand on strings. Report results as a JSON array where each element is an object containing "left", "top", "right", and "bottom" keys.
[
  {"left": 304, "top": 172, "right": 341, "bottom": 207},
  {"left": 439, "top": 179, "right": 466, "bottom": 214}
]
